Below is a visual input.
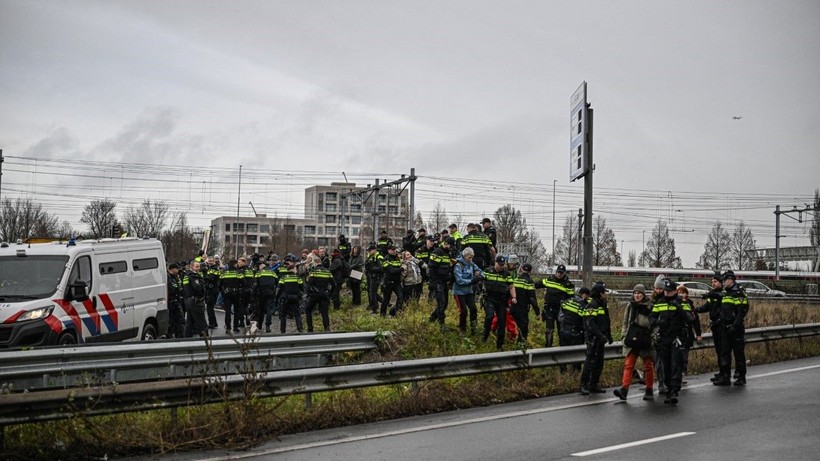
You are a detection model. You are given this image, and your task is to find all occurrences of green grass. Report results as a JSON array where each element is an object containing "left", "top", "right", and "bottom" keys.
[{"left": 2, "top": 295, "right": 819, "bottom": 460}]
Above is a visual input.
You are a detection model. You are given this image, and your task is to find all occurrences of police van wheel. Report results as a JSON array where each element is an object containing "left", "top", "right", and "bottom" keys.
[
  {"left": 141, "top": 322, "right": 158, "bottom": 341},
  {"left": 57, "top": 331, "right": 77, "bottom": 346}
]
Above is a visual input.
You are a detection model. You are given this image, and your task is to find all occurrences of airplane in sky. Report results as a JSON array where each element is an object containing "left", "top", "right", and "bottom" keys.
[{"left": 732, "top": 115, "right": 743, "bottom": 120}]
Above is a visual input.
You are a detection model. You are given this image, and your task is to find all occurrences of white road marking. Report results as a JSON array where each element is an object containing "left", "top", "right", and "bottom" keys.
[
  {"left": 570, "top": 432, "right": 696, "bottom": 457},
  {"left": 190, "top": 361, "right": 820, "bottom": 461}
]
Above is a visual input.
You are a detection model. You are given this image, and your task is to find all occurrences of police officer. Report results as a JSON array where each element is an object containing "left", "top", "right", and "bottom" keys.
[
  {"left": 254, "top": 262, "right": 279, "bottom": 333},
  {"left": 219, "top": 259, "right": 244, "bottom": 335},
  {"left": 413, "top": 228, "right": 428, "bottom": 254},
  {"left": 447, "top": 224, "right": 463, "bottom": 251},
  {"left": 401, "top": 229, "right": 416, "bottom": 254},
  {"left": 338, "top": 234, "right": 351, "bottom": 261},
  {"left": 427, "top": 237, "right": 453, "bottom": 327},
  {"left": 166, "top": 263, "right": 184, "bottom": 338},
  {"left": 275, "top": 256, "right": 304, "bottom": 334},
  {"left": 539, "top": 264, "right": 575, "bottom": 347},
  {"left": 580, "top": 283, "right": 611, "bottom": 395},
  {"left": 304, "top": 255, "right": 336, "bottom": 332},
  {"left": 182, "top": 260, "right": 209, "bottom": 338},
  {"left": 650, "top": 279, "right": 692, "bottom": 404},
  {"left": 237, "top": 257, "right": 252, "bottom": 331},
  {"left": 364, "top": 245, "right": 384, "bottom": 313},
  {"left": 559, "top": 287, "right": 589, "bottom": 372},
  {"left": 715, "top": 270, "right": 749, "bottom": 386},
  {"left": 481, "top": 217, "right": 498, "bottom": 249},
  {"left": 460, "top": 223, "right": 494, "bottom": 269},
  {"left": 511, "top": 263, "right": 540, "bottom": 343},
  {"left": 203, "top": 257, "right": 221, "bottom": 329},
  {"left": 376, "top": 230, "right": 393, "bottom": 256},
  {"left": 482, "top": 256, "right": 517, "bottom": 350},
  {"left": 697, "top": 273, "right": 726, "bottom": 383},
  {"left": 381, "top": 245, "right": 404, "bottom": 316}
]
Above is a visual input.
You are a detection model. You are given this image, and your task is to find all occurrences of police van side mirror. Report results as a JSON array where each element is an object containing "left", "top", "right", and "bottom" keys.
[{"left": 68, "top": 281, "right": 89, "bottom": 301}]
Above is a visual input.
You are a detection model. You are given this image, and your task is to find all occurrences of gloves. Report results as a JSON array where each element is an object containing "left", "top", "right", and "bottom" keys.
[
  {"left": 606, "top": 334, "right": 614, "bottom": 345},
  {"left": 533, "top": 307, "right": 542, "bottom": 318}
]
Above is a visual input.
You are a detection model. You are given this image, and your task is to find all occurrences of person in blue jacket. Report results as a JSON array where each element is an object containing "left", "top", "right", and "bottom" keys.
[{"left": 452, "top": 247, "right": 484, "bottom": 335}]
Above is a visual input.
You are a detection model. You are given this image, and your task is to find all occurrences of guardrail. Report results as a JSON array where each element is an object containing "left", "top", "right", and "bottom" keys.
[
  {"left": 1, "top": 323, "right": 817, "bottom": 426},
  {"left": 0, "top": 332, "right": 385, "bottom": 393}
]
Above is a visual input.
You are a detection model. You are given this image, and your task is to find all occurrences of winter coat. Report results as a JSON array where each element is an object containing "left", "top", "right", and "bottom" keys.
[
  {"left": 401, "top": 258, "right": 423, "bottom": 286},
  {"left": 452, "top": 256, "right": 483, "bottom": 295},
  {"left": 621, "top": 299, "right": 653, "bottom": 358}
]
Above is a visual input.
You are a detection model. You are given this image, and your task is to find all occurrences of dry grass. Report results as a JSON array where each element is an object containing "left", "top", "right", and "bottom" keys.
[{"left": 3, "top": 296, "right": 819, "bottom": 460}]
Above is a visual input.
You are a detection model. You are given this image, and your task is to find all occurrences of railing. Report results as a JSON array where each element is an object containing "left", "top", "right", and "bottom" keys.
[
  {"left": 0, "top": 332, "right": 385, "bottom": 393},
  {"left": 1, "top": 324, "right": 818, "bottom": 425}
]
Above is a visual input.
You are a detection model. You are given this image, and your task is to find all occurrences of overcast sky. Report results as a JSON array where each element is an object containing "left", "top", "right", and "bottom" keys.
[{"left": 1, "top": 0, "right": 818, "bottom": 267}]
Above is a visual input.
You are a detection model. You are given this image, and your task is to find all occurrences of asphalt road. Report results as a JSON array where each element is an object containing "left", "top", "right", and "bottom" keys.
[{"left": 131, "top": 356, "right": 820, "bottom": 461}]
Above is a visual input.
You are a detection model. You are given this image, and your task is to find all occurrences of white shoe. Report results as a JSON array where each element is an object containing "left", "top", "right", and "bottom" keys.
[{"left": 249, "top": 321, "right": 258, "bottom": 335}]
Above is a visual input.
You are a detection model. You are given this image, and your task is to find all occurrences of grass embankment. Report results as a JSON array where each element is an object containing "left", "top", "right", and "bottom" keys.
[{"left": 3, "top": 297, "right": 820, "bottom": 460}]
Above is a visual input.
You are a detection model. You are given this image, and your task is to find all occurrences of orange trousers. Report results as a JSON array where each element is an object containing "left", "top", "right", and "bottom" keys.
[{"left": 622, "top": 350, "right": 655, "bottom": 390}]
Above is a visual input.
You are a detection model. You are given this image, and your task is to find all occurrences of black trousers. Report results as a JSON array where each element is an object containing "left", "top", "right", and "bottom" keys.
[
  {"left": 483, "top": 295, "right": 508, "bottom": 350},
  {"left": 558, "top": 327, "right": 584, "bottom": 371},
  {"left": 381, "top": 282, "right": 403, "bottom": 316},
  {"left": 279, "top": 300, "right": 303, "bottom": 334},
  {"left": 255, "top": 292, "right": 276, "bottom": 327},
  {"left": 367, "top": 276, "right": 383, "bottom": 312},
  {"left": 205, "top": 288, "right": 219, "bottom": 328},
  {"left": 454, "top": 293, "right": 478, "bottom": 332},
  {"left": 349, "top": 278, "right": 362, "bottom": 306},
  {"left": 222, "top": 291, "right": 244, "bottom": 331},
  {"left": 719, "top": 326, "right": 746, "bottom": 378},
  {"left": 429, "top": 280, "right": 449, "bottom": 324},
  {"left": 581, "top": 337, "right": 606, "bottom": 388},
  {"left": 167, "top": 302, "right": 185, "bottom": 338},
  {"left": 509, "top": 305, "right": 530, "bottom": 341},
  {"left": 657, "top": 340, "right": 685, "bottom": 393},
  {"left": 184, "top": 298, "right": 209, "bottom": 338},
  {"left": 305, "top": 293, "right": 330, "bottom": 332}
]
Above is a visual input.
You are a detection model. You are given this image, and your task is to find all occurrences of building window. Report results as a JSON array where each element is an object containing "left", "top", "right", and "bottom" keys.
[
  {"left": 247, "top": 235, "right": 258, "bottom": 244},
  {"left": 317, "top": 226, "right": 323, "bottom": 235},
  {"left": 318, "top": 238, "right": 329, "bottom": 246},
  {"left": 259, "top": 235, "right": 270, "bottom": 245},
  {"left": 352, "top": 228, "right": 360, "bottom": 236},
  {"left": 326, "top": 192, "right": 337, "bottom": 201},
  {"left": 378, "top": 206, "right": 386, "bottom": 213},
  {"left": 326, "top": 203, "right": 337, "bottom": 212},
  {"left": 350, "top": 204, "right": 362, "bottom": 212},
  {"left": 378, "top": 194, "right": 387, "bottom": 204},
  {"left": 326, "top": 226, "right": 336, "bottom": 234},
  {"left": 260, "top": 224, "right": 270, "bottom": 233},
  {"left": 304, "top": 225, "right": 316, "bottom": 235},
  {"left": 232, "top": 223, "right": 245, "bottom": 232},
  {"left": 225, "top": 224, "right": 230, "bottom": 232},
  {"left": 247, "top": 223, "right": 258, "bottom": 233},
  {"left": 224, "top": 235, "right": 230, "bottom": 242},
  {"left": 389, "top": 206, "right": 398, "bottom": 215},
  {"left": 326, "top": 215, "right": 337, "bottom": 223},
  {"left": 352, "top": 216, "right": 362, "bottom": 224}
]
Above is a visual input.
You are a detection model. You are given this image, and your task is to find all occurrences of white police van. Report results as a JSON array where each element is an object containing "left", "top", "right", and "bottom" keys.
[{"left": 0, "top": 237, "right": 168, "bottom": 348}]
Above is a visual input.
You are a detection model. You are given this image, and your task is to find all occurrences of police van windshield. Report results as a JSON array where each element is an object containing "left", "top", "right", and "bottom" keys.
[{"left": 0, "top": 255, "right": 69, "bottom": 300}]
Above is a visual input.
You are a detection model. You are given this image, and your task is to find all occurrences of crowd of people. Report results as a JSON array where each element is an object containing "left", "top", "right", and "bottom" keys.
[{"left": 166, "top": 219, "right": 750, "bottom": 406}]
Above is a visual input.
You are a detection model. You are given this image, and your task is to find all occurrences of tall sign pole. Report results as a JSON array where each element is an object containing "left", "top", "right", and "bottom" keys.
[{"left": 570, "top": 82, "right": 594, "bottom": 287}]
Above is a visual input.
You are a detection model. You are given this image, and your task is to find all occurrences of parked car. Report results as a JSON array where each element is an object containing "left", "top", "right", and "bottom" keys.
[
  {"left": 736, "top": 280, "right": 787, "bottom": 298},
  {"left": 678, "top": 281, "right": 711, "bottom": 297}
]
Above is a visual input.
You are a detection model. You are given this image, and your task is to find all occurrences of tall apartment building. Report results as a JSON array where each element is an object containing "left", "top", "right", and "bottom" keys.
[{"left": 210, "top": 182, "right": 409, "bottom": 258}]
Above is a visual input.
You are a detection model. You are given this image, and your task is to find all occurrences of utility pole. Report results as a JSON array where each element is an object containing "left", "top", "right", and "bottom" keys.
[
  {"left": 340, "top": 170, "right": 417, "bottom": 246},
  {"left": 582, "top": 106, "right": 594, "bottom": 287},
  {"left": 774, "top": 204, "right": 817, "bottom": 280},
  {"left": 552, "top": 179, "right": 556, "bottom": 266},
  {"left": 235, "top": 165, "right": 242, "bottom": 258},
  {"left": 577, "top": 208, "right": 583, "bottom": 271},
  {"left": 408, "top": 168, "right": 417, "bottom": 230}
]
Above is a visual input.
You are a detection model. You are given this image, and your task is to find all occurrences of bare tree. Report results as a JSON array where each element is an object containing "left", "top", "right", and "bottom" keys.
[
  {"left": 697, "top": 221, "right": 732, "bottom": 270},
  {"left": 491, "top": 204, "right": 549, "bottom": 270},
  {"left": 0, "top": 197, "right": 60, "bottom": 241},
  {"left": 427, "top": 202, "right": 449, "bottom": 235},
  {"left": 627, "top": 250, "right": 637, "bottom": 267},
  {"left": 554, "top": 214, "right": 580, "bottom": 265},
  {"left": 81, "top": 199, "right": 117, "bottom": 239},
  {"left": 160, "top": 212, "right": 199, "bottom": 263},
  {"left": 123, "top": 199, "right": 169, "bottom": 238},
  {"left": 640, "top": 220, "right": 682, "bottom": 268},
  {"left": 413, "top": 211, "right": 425, "bottom": 230},
  {"left": 267, "top": 216, "right": 304, "bottom": 258},
  {"left": 730, "top": 221, "right": 757, "bottom": 270},
  {"left": 592, "top": 216, "right": 622, "bottom": 266}
]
